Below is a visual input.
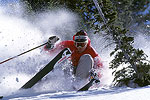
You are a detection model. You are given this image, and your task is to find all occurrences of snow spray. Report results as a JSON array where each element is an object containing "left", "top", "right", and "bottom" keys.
[
  {"left": 1, "top": 0, "right": 149, "bottom": 97},
  {"left": 0, "top": 1, "right": 78, "bottom": 96}
]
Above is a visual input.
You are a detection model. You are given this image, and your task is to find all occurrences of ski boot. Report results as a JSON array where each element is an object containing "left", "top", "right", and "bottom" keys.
[{"left": 89, "top": 69, "right": 100, "bottom": 84}]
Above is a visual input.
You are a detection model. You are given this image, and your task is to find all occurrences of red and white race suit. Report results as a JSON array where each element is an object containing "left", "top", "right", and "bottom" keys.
[{"left": 44, "top": 38, "right": 103, "bottom": 77}]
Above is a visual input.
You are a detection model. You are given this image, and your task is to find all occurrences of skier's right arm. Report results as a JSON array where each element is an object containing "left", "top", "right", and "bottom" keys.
[
  {"left": 45, "top": 36, "right": 60, "bottom": 50},
  {"left": 44, "top": 37, "right": 69, "bottom": 55}
]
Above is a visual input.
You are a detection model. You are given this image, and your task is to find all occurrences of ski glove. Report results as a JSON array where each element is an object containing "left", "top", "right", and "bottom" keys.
[{"left": 46, "top": 36, "right": 59, "bottom": 49}]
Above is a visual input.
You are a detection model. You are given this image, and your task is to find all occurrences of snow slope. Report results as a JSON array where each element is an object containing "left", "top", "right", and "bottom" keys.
[{"left": 2, "top": 86, "right": 150, "bottom": 100}]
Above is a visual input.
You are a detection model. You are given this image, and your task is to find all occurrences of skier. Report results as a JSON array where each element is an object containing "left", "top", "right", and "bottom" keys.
[{"left": 44, "top": 30, "right": 103, "bottom": 84}]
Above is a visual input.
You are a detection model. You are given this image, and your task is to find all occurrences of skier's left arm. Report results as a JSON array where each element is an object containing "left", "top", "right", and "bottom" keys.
[
  {"left": 93, "top": 55, "right": 103, "bottom": 69},
  {"left": 90, "top": 47, "right": 103, "bottom": 78},
  {"left": 90, "top": 47, "right": 103, "bottom": 69}
]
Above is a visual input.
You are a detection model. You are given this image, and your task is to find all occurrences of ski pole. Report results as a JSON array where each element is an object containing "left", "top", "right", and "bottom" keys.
[{"left": 0, "top": 42, "right": 47, "bottom": 65}]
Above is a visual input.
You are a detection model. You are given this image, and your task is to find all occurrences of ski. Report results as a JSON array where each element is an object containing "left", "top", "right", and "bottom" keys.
[
  {"left": 21, "top": 48, "right": 71, "bottom": 89},
  {"left": 78, "top": 78, "right": 100, "bottom": 91},
  {"left": 78, "top": 79, "right": 95, "bottom": 91}
]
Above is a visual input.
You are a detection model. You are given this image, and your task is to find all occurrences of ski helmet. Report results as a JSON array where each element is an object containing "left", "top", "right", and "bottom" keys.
[{"left": 73, "top": 30, "right": 88, "bottom": 42}]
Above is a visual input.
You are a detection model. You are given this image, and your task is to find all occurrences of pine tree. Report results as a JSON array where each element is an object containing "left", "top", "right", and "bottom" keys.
[
  {"left": 21, "top": 0, "right": 150, "bottom": 87},
  {"left": 100, "top": 0, "right": 150, "bottom": 87}
]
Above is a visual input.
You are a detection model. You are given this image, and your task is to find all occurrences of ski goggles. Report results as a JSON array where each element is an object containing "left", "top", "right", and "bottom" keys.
[
  {"left": 75, "top": 42, "right": 88, "bottom": 47},
  {"left": 74, "top": 35, "right": 88, "bottom": 42}
]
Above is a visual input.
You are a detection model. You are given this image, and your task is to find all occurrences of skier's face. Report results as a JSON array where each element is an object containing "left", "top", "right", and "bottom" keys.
[{"left": 75, "top": 42, "right": 88, "bottom": 53}]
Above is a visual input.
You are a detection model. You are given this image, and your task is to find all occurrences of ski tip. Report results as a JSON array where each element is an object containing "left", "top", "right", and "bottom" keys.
[{"left": 0, "top": 96, "right": 3, "bottom": 99}]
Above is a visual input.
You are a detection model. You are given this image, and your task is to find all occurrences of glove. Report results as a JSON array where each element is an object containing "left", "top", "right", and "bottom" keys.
[
  {"left": 46, "top": 36, "right": 59, "bottom": 49},
  {"left": 89, "top": 69, "right": 100, "bottom": 83}
]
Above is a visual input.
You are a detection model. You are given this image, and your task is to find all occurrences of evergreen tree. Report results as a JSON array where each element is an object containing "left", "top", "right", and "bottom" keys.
[
  {"left": 21, "top": 0, "right": 150, "bottom": 87},
  {"left": 111, "top": 0, "right": 150, "bottom": 34},
  {"left": 100, "top": 0, "right": 150, "bottom": 87}
]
